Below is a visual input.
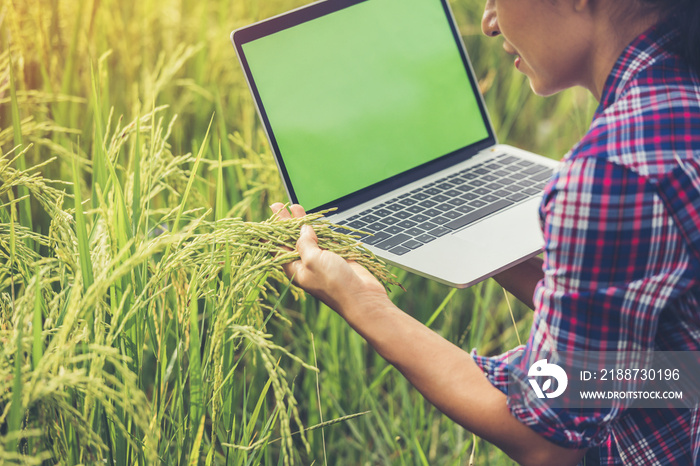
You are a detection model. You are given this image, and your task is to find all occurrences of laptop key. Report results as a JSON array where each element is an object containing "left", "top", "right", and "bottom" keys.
[
  {"left": 523, "top": 164, "right": 550, "bottom": 175},
  {"left": 442, "top": 210, "right": 462, "bottom": 219},
  {"left": 415, "top": 233, "right": 437, "bottom": 244},
  {"left": 418, "top": 199, "right": 438, "bottom": 208},
  {"left": 444, "top": 199, "right": 513, "bottom": 230},
  {"left": 430, "top": 216, "right": 451, "bottom": 225},
  {"left": 432, "top": 194, "right": 449, "bottom": 203},
  {"left": 346, "top": 220, "right": 367, "bottom": 229},
  {"left": 388, "top": 245, "right": 411, "bottom": 256},
  {"left": 386, "top": 203, "right": 403, "bottom": 212},
  {"left": 417, "top": 221, "right": 438, "bottom": 231},
  {"left": 405, "top": 227, "right": 425, "bottom": 236},
  {"left": 375, "top": 233, "right": 411, "bottom": 251},
  {"left": 394, "top": 211, "right": 412, "bottom": 219},
  {"left": 428, "top": 226, "right": 451, "bottom": 237},
  {"left": 407, "top": 205, "right": 424, "bottom": 214},
  {"left": 507, "top": 192, "right": 529, "bottom": 202},
  {"left": 381, "top": 216, "right": 400, "bottom": 225},
  {"left": 373, "top": 208, "right": 391, "bottom": 217},
  {"left": 397, "top": 219, "right": 418, "bottom": 228},
  {"left": 411, "top": 192, "right": 429, "bottom": 201},
  {"left": 502, "top": 175, "right": 521, "bottom": 184},
  {"left": 365, "top": 221, "right": 387, "bottom": 233},
  {"left": 434, "top": 203, "right": 452, "bottom": 212},
  {"left": 455, "top": 204, "right": 474, "bottom": 214},
  {"left": 412, "top": 213, "right": 430, "bottom": 223},
  {"left": 404, "top": 227, "right": 425, "bottom": 238},
  {"left": 485, "top": 180, "right": 507, "bottom": 189},
  {"left": 360, "top": 214, "right": 380, "bottom": 223},
  {"left": 530, "top": 170, "right": 553, "bottom": 182},
  {"left": 402, "top": 240, "right": 423, "bottom": 250},
  {"left": 423, "top": 208, "right": 442, "bottom": 217},
  {"left": 384, "top": 225, "right": 403, "bottom": 235},
  {"left": 455, "top": 184, "right": 473, "bottom": 193},
  {"left": 364, "top": 231, "right": 391, "bottom": 245}
]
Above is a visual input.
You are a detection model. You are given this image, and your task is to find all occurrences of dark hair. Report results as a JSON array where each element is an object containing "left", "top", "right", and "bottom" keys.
[{"left": 641, "top": 0, "right": 700, "bottom": 75}]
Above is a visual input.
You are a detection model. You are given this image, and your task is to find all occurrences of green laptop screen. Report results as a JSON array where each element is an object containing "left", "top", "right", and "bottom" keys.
[{"left": 241, "top": 0, "right": 489, "bottom": 210}]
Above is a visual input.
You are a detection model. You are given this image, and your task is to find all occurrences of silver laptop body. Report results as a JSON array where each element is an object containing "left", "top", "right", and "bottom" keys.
[{"left": 231, "top": 0, "right": 557, "bottom": 288}]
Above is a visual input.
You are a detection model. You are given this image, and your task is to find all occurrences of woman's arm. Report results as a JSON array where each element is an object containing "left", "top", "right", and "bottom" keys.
[
  {"left": 493, "top": 257, "right": 544, "bottom": 310},
  {"left": 271, "top": 203, "right": 586, "bottom": 466}
]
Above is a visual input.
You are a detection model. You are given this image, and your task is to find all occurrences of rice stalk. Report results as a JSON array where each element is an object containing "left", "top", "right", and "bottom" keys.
[{"left": 0, "top": 100, "right": 399, "bottom": 464}]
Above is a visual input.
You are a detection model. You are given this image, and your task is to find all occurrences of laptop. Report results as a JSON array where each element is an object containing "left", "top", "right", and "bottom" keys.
[{"left": 231, "top": 0, "right": 558, "bottom": 288}]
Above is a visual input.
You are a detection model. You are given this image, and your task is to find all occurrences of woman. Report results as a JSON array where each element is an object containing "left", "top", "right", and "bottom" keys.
[{"left": 271, "top": 0, "right": 700, "bottom": 464}]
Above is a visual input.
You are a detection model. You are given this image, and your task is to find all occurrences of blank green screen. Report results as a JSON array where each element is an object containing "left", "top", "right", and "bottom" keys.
[{"left": 242, "top": 0, "right": 489, "bottom": 210}]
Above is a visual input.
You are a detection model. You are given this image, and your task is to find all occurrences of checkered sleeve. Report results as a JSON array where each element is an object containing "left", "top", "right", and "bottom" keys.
[{"left": 473, "top": 154, "right": 688, "bottom": 448}]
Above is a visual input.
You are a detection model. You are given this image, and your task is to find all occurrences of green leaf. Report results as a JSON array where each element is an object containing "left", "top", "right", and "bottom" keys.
[
  {"left": 189, "top": 272, "right": 204, "bottom": 441},
  {"left": 32, "top": 268, "right": 44, "bottom": 370},
  {"left": 71, "top": 155, "right": 95, "bottom": 292},
  {"left": 90, "top": 62, "right": 108, "bottom": 209},
  {"left": 9, "top": 50, "right": 33, "bottom": 247},
  {"left": 7, "top": 308, "right": 24, "bottom": 452}
]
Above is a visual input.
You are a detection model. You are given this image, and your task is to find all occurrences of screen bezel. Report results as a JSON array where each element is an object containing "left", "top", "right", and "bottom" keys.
[{"left": 232, "top": 0, "right": 497, "bottom": 214}]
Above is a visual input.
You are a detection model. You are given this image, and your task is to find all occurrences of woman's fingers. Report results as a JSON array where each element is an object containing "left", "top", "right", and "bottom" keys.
[
  {"left": 296, "top": 225, "right": 320, "bottom": 266},
  {"left": 269, "top": 203, "right": 312, "bottom": 280},
  {"left": 270, "top": 203, "right": 307, "bottom": 220},
  {"left": 289, "top": 225, "right": 322, "bottom": 284},
  {"left": 270, "top": 202, "right": 291, "bottom": 220},
  {"left": 289, "top": 204, "right": 307, "bottom": 218}
]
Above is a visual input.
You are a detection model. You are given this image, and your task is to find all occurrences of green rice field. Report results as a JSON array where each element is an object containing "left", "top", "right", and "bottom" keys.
[{"left": 0, "top": 0, "right": 596, "bottom": 464}]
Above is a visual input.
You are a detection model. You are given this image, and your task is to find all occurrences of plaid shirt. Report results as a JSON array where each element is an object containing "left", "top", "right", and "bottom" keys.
[{"left": 473, "top": 20, "right": 700, "bottom": 465}]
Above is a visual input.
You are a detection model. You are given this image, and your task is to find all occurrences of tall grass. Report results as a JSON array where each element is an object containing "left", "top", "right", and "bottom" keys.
[{"left": 1, "top": 0, "right": 596, "bottom": 464}]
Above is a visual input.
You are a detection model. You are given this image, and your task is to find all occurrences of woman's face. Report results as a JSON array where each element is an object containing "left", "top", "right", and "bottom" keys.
[{"left": 481, "top": 0, "right": 595, "bottom": 96}]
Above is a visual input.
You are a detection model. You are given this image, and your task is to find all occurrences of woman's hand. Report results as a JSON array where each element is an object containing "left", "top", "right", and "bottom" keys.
[{"left": 269, "top": 203, "right": 389, "bottom": 316}]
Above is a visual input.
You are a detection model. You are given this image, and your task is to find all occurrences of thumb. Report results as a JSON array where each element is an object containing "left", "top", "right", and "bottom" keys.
[{"left": 296, "top": 225, "right": 320, "bottom": 259}]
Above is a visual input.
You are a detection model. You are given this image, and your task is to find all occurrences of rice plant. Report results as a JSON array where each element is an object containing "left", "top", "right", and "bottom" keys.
[{"left": 0, "top": 105, "right": 401, "bottom": 464}]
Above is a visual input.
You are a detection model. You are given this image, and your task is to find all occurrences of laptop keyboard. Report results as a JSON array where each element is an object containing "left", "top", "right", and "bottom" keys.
[{"left": 335, "top": 154, "right": 553, "bottom": 256}]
